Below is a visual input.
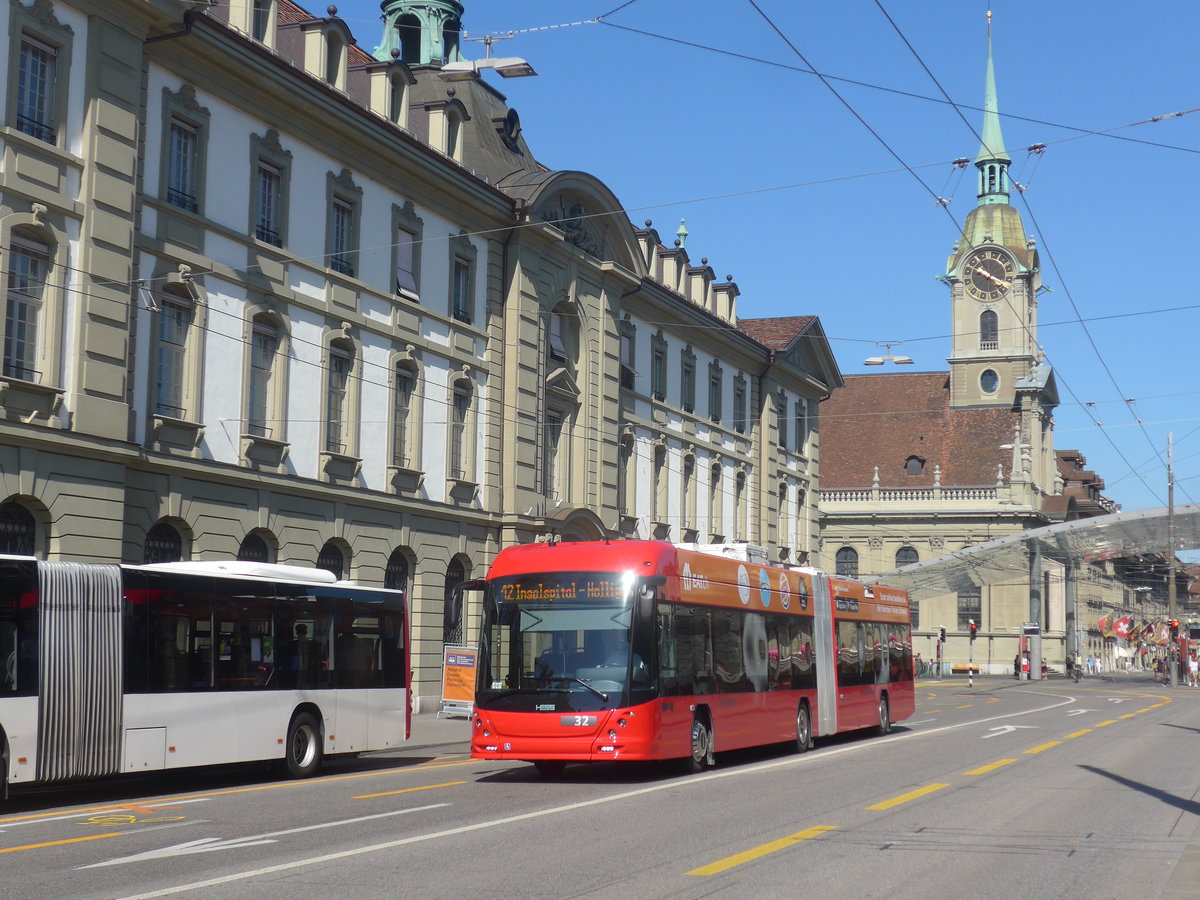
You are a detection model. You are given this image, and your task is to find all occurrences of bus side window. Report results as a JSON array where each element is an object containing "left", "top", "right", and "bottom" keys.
[{"left": 656, "top": 604, "right": 676, "bottom": 695}]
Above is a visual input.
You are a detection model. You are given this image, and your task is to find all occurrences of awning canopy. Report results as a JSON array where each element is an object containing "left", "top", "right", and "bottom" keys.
[{"left": 867, "top": 504, "right": 1200, "bottom": 598}]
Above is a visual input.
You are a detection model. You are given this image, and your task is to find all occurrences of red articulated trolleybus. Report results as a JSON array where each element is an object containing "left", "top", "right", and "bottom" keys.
[{"left": 469, "top": 540, "right": 913, "bottom": 774}]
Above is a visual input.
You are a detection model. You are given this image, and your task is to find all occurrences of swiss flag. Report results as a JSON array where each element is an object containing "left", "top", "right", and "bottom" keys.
[{"left": 1113, "top": 616, "right": 1133, "bottom": 640}]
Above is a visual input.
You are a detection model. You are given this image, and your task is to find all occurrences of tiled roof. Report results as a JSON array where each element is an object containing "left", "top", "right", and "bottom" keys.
[
  {"left": 278, "top": 0, "right": 312, "bottom": 25},
  {"left": 819, "top": 371, "right": 1019, "bottom": 488},
  {"left": 739, "top": 316, "right": 815, "bottom": 350}
]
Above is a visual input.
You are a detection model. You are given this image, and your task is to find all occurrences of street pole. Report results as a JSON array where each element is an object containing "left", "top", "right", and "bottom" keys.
[{"left": 1168, "top": 432, "right": 1178, "bottom": 688}]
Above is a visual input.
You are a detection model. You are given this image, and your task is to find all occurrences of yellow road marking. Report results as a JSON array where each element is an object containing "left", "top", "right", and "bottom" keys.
[
  {"left": 687, "top": 826, "right": 836, "bottom": 876},
  {"left": 1136, "top": 708, "right": 1155, "bottom": 714},
  {"left": 1094, "top": 719, "right": 1117, "bottom": 728},
  {"left": 925, "top": 709, "right": 943, "bottom": 714},
  {"left": 956, "top": 705, "right": 972, "bottom": 709},
  {"left": 1118, "top": 713, "right": 1137, "bottom": 719},
  {"left": 1064, "top": 729, "right": 1092, "bottom": 739},
  {"left": 353, "top": 781, "right": 466, "bottom": 800},
  {"left": 1024, "top": 741, "right": 1061, "bottom": 755},
  {"left": 867, "top": 783, "right": 950, "bottom": 811},
  {"left": 964, "top": 759, "right": 1015, "bottom": 775},
  {"left": 986, "top": 698, "right": 999, "bottom": 703},
  {"left": 0, "top": 832, "right": 123, "bottom": 855}
]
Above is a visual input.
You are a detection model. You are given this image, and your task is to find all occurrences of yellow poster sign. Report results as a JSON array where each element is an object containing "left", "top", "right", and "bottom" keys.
[{"left": 439, "top": 644, "right": 477, "bottom": 718}]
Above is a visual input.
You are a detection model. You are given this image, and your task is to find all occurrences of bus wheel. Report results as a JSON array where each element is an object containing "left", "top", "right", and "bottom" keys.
[
  {"left": 687, "top": 714, "right": 713, "bottom": 772},
  {"left": 795, "top": 703, "right": 812, "bottom": 753},
  {"left": 877, "top": 696, "right": 892, "bottom": 736},
  {"left": 533, "top": 760, "right": 566, "bottom": 777},
  {"left": 284, "top": 712, "right": 323, "bottom": 778}
]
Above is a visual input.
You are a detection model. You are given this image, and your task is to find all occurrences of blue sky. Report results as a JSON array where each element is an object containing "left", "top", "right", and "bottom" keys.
[{"left": 330, "top": 1, "right": 1200, "bottom": 518}]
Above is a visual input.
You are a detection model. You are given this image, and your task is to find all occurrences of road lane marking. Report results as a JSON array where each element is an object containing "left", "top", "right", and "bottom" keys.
[
  {"left": 82, "top": 804, "right": 448, "bottom": 869},
  {"left": 353, "top": 781, "right": 465, "bottom": 800},
  {"left": 1, "top": 832, "right": 124, "bottom": 855},
  {"left": 1093, "top": 719, "right": 1117, "bottom": 727},
  {"left": 1024, "top": 741, "right": 1061, "bottom": 755},
  {"left": 1064, "top": 729, "right": 1092, "bottom": 739},
  {"left": 956, "top": 705, "right": 973, "bottom": 710},
  {"left": 0, "top": 799, "right": 209, "bottom": 830},
  {"left": 1118, "top": 713, "right": 1137, "bottom": 719},
  {"left": 687, "top": 825, "right": 836, "bottom": 876},
  {"left": 111, "top": 692, "right": 1081, "bottom": 898},
  {"left": 866, "top": 783, "right": 949, "bottom": 810},
  {"left": 964, "top": 759, "right": 1015, "bottom": 775}
]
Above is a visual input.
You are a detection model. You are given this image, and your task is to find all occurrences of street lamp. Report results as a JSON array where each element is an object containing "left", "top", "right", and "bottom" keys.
[{"left": 864, "top": 341, "right": 914, "bottom": 366}]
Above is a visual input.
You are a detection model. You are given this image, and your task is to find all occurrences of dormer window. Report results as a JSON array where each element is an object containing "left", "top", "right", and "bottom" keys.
[
  {"left": 325, "top": 32, "right": 344, "bottom": 87},
  {"left": 905, "top": 455, "right": 925, "bottom": 476},
  {"left": 446, "top": 110, "right": 462, "bottom": 162}
]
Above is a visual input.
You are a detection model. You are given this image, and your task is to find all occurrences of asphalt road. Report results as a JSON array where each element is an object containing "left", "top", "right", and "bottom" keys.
[{"left": 3, "top": 673, "right": 1198, "bottom": 899}]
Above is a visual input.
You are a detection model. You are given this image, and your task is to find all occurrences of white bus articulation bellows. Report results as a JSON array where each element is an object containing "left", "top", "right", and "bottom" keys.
[{"left": 0, "top": 556, "right": 409, "bottom": 800}]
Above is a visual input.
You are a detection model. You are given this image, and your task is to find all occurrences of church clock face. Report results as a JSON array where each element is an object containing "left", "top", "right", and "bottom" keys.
[{"left": 963, "top": 249, "right": 1015, "bottom": 301}]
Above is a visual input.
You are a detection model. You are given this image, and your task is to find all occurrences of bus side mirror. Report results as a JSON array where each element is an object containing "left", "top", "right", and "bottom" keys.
[{"left": 638, "top": 575, "right": 666, "bottom": 618}]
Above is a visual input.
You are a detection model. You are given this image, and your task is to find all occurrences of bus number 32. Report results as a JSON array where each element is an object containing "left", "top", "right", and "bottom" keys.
[{"left": 560, "top": 715, "right": 598, "bottom": 727}]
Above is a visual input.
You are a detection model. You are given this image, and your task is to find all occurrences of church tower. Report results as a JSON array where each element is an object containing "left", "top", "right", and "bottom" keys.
[
  {"left": 374, "top": 0, "right": 465, "bottom": 66},
  {"left": 946, "top": 13, "right": 1044, "bottom": 410}
]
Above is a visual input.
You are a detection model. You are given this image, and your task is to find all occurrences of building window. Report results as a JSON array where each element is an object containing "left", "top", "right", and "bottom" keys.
[
  {"left": 254, "top": 163, "right": 282, "bottom": 245},
  {"left": 246, "top": 316, "right": 279, "bottom": 437},
  {"left": 252, "top": 1, "right": 275, "bottom": 42},
  {"left": 680, "top": 346, "right": 696, "bottom": 413},
  {"left": 709, "top": 462, "right": 723, "bottom": 539},
  {"left": 385, "top": 549, "right": 410, "bottom": 592},
  {"left": 618, "top": 433, "right": 634, "bottom": 516},
  {"left": 619, "top": 318, "right": 636, "bottom": 390},
  {"left": 448, "top": 381, "right": 471, "bottom": 480},
  {"left": 445, "top": 110, "right": 462, "bottom": 162},
  {"left": 957, "top": 588, "right": 982, "bottom": 631},
  {"left": 681, "top": 454, "right": 695, "bottom": 529},
  {"left": 734, "top": 470, "right": 747, "bottom": 540},
  {"left": 708, "top": 361, "right": 723, "bottom": 423},
  {"left": 650, "top": 331, "right": 667, "bottom": 401},
  {"left": 237, "top": 532, "right": 271, "bottom": 563},
  {"left": 896, "top": 546, "right": 918, "bottom": 568},
  {"left": 443, "top": 558, "right": 465, "bottom": 645},
  {"left": 155, "top": 292, "right": 193, "bottom": 417},
  {"left": 979, "top": 310, "right": 998, "bottom": 350},
  {"left": 980, "top": 368, "right": 999, "bottom": 394},
  {"left": 249, "top": 130, "right": 291, "bottom": 248},
  {"left": 325, "top": 31, "right": 345, "bottom": 87},
  {"left": 395, "top": 229, "right": 417, "bottom": 295},
  {"left": 795, "top": 399, "right": 809, "bottom": 452},
  {"left": 325, "top": 169, "right": 361, "bottom": 277},
  {"left": 544, "top": 409, "right": 564, "bottom": 498},
  {"left": 144, "top": 522, "right": 183, "bottom": 564},
  {"left": 448, "top": 232, "right": 476, "bottom": 324},
  {"left": 776, "top": 391, "right": 788, "bottom": 450},
  {"left": 16, "top": 37, "right": 57, "bottom": 143},
  {"left": 733, "top": 374, "right": 747, "bottom": 434},
  {"left": 835, "top": 547, "right": 858, "bottom": 577},
  {"left": 3, "top": 236, "right": 49, "bottom": 382},
  {"left": 392, "top": 363, "right": 417, "bottom": 468},
  {"left": 325, "top": 341, "right": 353, "bottom": 453},
  {"left": 653, "top": 443, "right": 668, "bottom": 525},
  {"left": 911, "top": 601, "right": 920, "bottom": 631},
  {"left": 166, "top": 119, "right": 200, "bottom": 212},
  {"left": 776, "top": 482, "right": 789, "bottom": 549},
  {"left": 0, "top": 502, "right": 36, "bottom": 556},
  {"left": 317, "top": 540, "right": 345, "bottom": 579},
  {"left": 905, "top": 455, "right": 925, "bottom": 477}
]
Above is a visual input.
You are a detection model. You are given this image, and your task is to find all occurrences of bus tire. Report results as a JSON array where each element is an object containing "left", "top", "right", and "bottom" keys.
[
  {"left": 795, "top": 702, "right": 812, "bottom": 753},
  {"left": 686, "top": 712, "right": 713, "bottom": 773},
  {"left": 877, "top": 695, "right": 892, "bottom": 736},
  {"left": 533, "top": 760, "right": 566, "bottom": 777},
  {"left": 283, "top": 712, "right": 323, "bottom": 778}
]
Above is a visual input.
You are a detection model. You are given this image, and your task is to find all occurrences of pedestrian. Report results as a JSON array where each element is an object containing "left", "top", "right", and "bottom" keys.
[
  {"left": 1086, "top": 654, "right": 1095, "bottom": 674},
  {"left": 1189, "top": 655, "right": 1198, "bottom": 687},
  {"left": 1013, "top": 653, "right": 1020, "bottom": 679}
]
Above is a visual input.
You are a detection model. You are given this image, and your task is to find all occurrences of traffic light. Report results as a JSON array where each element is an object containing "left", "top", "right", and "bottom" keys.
[
  {"left": 969, "top": 620, "right": 978, "bottom": 641},
  {"left": 938, "top": 626, "right": 946, "bottom": 642},
  {"left": 1170, "top": 619, "right": 1180, "bottom": 641}
]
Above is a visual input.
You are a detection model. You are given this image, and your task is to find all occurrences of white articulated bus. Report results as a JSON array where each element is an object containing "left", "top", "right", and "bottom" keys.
[{"left": 0, "top": 557, "right": 409, "bottom": 800}]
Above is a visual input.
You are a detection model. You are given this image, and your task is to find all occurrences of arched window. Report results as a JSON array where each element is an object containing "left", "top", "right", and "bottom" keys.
[
  {"left": 396, "top": 14, "right": 421, "bottom": 63},
  {"left": 895, "top": 546, "right": 919, "bottom": 568},
  {"left": 835, "top": 547, "right": 858, "bottom": 577},
  {"left": 385, "top": 549, "right": 409, "bottom": 593},
  {"left": 905, "top": 455, "right": 925, "bottom": 477},
  {"left": 444, "top": 557, "right": 465, "bottom": 645},
  {"left": 144, "top": 521, "right": 182, "bottom": 564},
  {"left": 442, "top": 18, "right": 461, "bottom": 61},
  {"left": 237, "top": 532, "right": 270, "bottom": 563},
  {"left": 317, "top": 540, "right": 344, "bottom": 579},
  {"left": 979, "top": 310, "right": 998, "bottom": 349},
  {"left": 0, "top": 502, "right": 36, "bottom": 556}
]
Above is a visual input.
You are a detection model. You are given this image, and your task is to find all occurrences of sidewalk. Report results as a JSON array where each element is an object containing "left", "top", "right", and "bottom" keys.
[{"left": 408, "top": 709, "right": 472, "bottom": 751}]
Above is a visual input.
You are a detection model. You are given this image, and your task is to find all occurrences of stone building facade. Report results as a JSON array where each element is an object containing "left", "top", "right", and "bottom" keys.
[{"left": 0, "top": 0, "right": 837, "bottom": 707}]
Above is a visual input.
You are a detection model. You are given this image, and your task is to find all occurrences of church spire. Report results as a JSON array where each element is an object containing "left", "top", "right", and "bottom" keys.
[{"left": 975, "top": 10, "right": 1011, "bottom": 206}]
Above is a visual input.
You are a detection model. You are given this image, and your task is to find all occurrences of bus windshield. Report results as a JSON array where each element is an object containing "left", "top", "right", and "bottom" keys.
[{"left": 476, "top": 571, "right": 646, "bottom": 712}]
